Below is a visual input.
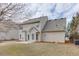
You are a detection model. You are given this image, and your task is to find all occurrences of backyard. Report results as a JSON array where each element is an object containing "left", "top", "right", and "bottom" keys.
[{"left": 0, "top": 41, "right": 79, "bottom": 56}]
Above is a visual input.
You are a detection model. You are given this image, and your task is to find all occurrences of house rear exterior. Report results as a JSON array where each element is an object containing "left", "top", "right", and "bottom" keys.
[{"left": 19, "top": 16, "right": 66, "bottom": 43}]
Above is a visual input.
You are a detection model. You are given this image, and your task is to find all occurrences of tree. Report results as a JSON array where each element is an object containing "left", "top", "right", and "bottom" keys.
[
  {"left": 0, "top": 3, "right": 76, "bottom": 23},
  {"left": 70, "top": 13, "right": 79, "bottom": 34},
  {"left": 0, "top": 3, "right": 37, "bottom": 22},
  {"left": 68, "top": 13, "right": 79, "bottom": 42}
]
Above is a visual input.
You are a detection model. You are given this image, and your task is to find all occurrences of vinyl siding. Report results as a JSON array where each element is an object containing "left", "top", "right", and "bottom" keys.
[{"left": 42, "top": 32, "right": 65, "bottom": 42}]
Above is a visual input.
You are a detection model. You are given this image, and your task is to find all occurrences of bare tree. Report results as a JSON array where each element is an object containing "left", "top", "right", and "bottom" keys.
[
  {"left": 0, "top": 3, "right": 76, "bottom": 22},
  {"left": 7, "top": 3, "right": 39, "bottom": 22},
  {"left": 0, "top": 3, "right": 17, "bottom": 21},
  {"left": 0, "top": 3, "right": 33, "bottom": 21}
]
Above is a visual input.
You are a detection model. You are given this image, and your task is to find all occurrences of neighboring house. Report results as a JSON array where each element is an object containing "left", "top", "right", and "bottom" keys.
[
  {"left": 19, "top": 16, "right": 66, "bottom": 43},
  {"left": 0, "top": 20, "right": 19, "bottom": 40}
]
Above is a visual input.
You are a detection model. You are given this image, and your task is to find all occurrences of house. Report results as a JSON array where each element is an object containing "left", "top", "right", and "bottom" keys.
[
  {"left": 19, "top": 16, "right": 66, "bottom": 43},
  {"left": 0, "top": 20, "right": 19, "bottom": 41}
]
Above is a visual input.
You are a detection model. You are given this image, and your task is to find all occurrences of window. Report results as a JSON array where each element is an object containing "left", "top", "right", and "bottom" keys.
[
  {"left": 28, "top": 34, "right": 29, "bottom": 40},
  {"left": 32, "top": 34, "right": 34, "bottom": 40},
  {"left": 36, "top": 33, "right": 38, "bottom": 40},
  {"left": 20, "top": 34, "right": 21, "bottom": 39}
]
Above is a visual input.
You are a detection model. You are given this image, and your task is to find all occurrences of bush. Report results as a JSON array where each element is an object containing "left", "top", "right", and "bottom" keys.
[{"left": 69, "top": 32, "right": 79, "bottom": 43}]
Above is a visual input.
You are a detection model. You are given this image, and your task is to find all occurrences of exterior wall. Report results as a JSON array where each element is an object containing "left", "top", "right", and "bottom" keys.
[
  {"left": 0, "top": 29, "right": 19, "bottom": 40},
  {"left": 23, "top": 23, "right": 40, "bottom": 31},
  {"left": 29, "top": 30, "right": 36, "bottom": 41},
  {"left": 21, "top": 16, "right": 48, "bottom": 41},
  {"left": 0, "top": 32, "right": 7, "bottom": 40},
  {"left": 19, "top": 30, "right": 26, "bottom": 41},
  {"left": 19, "top": 26, "right": 39, "bottom": 42},
  {"left": 42, "top": 32, "right": 65, "bottom": 42},
  {"left": 22, "top": 23, "right": 40, "bottom": 41},
  {"left": 6, "top": 29, "right": 19, "bottom": 40}
]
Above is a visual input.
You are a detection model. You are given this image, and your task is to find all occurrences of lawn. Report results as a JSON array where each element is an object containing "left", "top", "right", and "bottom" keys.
[{"left": 0, "top": 42, "right": 79, "bottom": 56}]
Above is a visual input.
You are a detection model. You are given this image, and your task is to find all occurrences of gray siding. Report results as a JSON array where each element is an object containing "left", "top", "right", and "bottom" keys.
[{"left": 42, "top": 32, "right": 65, "bottom": 42}]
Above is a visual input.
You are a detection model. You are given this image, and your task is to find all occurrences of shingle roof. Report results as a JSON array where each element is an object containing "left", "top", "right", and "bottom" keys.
[
  {"left": 20, "top": 16, "right": 66, "bottom": 32},
  {"left": 43, "top": 18, "right": 66, "bottom": 32},
  {"left": 21, "top": 16, "right": 47, "bottom": 24}
]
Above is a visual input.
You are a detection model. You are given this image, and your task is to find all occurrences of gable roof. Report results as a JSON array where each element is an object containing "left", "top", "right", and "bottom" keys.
[
  {"left": 43, "top": 18, "right": 66, "bottom": 32},
  {"left": 21, "top": 16, "right": 47, "bottom": 25},
  {"left": 20, "top": 16, "right": 48, "bottom": 32},
  {"left": 20, "top": 16, "right": 66, "bottom": 32},
  {"left": 29, "top": 26, "right": 39, "bottom": 32}
]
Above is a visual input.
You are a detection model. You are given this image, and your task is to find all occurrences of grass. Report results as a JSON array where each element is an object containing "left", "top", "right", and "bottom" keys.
[{"left": 0, "top": 42, "right": 79, "bottom": 56}]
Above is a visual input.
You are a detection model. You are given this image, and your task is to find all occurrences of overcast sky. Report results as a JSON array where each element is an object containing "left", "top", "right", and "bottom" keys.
[{"left": 11, "top": 3, "right": 79, "bottom": 24}]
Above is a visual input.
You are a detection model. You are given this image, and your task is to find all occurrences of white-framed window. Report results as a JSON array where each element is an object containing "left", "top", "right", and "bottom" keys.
[
  {"left": 28, "top": 34, "right": 29, "bottom": 40},
  {"left": 32, "top": 34, "right": 34, "bottom": 40},
  {"left": 20, "top": 34, "right": 21, "bottom": 39}
]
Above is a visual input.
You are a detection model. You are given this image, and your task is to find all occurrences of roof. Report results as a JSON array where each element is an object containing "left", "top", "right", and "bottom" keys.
[
  {"left": 43, "top": 18, "right": 66, "bottom": 32},
  {"left": 21, "top": 16, "right": 48, "bottom": 25},
  {"left": 19, "top": 16, "right": 66, "bottom": 32}
]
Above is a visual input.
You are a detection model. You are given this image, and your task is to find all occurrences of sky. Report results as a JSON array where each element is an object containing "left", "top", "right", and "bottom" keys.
[
  {"left": 30, "top": 3, "right": 79, "bottom": 23},
  {"left": 10, "top": 3, "right": 79, "bottom": 24}
]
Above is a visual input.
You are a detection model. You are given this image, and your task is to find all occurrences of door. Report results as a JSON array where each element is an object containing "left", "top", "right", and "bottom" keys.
[{"left": 19, "top": 31, "right": 25, "bottom": 41}]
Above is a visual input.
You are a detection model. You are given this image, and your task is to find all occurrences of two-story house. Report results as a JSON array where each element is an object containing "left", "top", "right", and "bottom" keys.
[{"left": 19, "top": 16, "right": 66, "bottom": 43}]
